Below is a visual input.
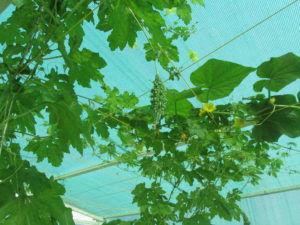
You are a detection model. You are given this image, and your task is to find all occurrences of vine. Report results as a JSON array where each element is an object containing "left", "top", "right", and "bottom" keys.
[{"left": 0, "top": 1, "right": 300, "bottom": 225}]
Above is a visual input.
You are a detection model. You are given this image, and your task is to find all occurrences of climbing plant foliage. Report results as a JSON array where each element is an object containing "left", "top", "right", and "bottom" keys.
[{"left": 0, "top": 0, "right": 300, "bottom": 224}]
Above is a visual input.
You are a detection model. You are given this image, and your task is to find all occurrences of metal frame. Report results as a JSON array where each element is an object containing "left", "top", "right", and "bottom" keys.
[
  {"left": 54, "top": 143, "right": 187, "bottom": 180},
  {"left": 241, "top": 184, "right": 300, "bottom": 199},
  {"left": 54, "top": 151, "right": 153, "bottom": 180},
  {"left": 74, "top": 219, "right": 103, "bottom": 225},
  {"left": 103, "top": 210, "right": 140, "bottom": 219},
  {"left": 65, "top": 201, "right": 105, "bottom": 223},
  {"left": 55, "top": 160, "right": 120, "bottom": 180}
]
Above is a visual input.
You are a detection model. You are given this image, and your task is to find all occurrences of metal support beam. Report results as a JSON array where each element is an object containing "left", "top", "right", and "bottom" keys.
[
  {"left": 0, "top": 0, "right": 10, "bottom": 13},
  {"left": 55, "top": 160, "right": 119, "bottom": 180},
  {"left": 103, "top": 211, "right": 140, "bottom": 219},
  {"left": 241, "top": 184, "right": 300, "bottom": 199},
  {"left": 54, "top": 143, "right": 187, "bottom": 180},
  {"left": 54, "top": 152, "right": 153, "bottom": 180},
  {"left": 65, "top": 201, "right": 105, "bottom": 222},
  {"left": 74, "top": 219, "right": 103, "bottom": 225}
]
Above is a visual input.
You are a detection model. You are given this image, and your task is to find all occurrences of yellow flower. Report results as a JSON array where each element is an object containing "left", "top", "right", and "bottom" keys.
[
  {"left": 233, "top": 118, "right": 246, "bottom": 128},
  {"left": 187, "top": 50, "right": 199, "bottom": 62},
  {"left": 269, "top": 97, "right": 276, "bottom": 104},
  {"left": 180, "top": 133, "right": 188, "bottom": 140},
  {"left": 203, "top": 103, "right": 216, "bottom": 113}
]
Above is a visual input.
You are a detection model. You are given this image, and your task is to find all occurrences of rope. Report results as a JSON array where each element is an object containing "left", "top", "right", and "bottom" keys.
[
  {"left": 136, "top": 0, "right": 299, "bottom": 99},
  {"left": 180, "top": 0, "right": 299, "bottom": 73}
]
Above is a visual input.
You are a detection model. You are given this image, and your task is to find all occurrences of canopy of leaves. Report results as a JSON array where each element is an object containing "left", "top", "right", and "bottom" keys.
[{"left": 0, "top": 0, "right": 299, "bottom": 225}]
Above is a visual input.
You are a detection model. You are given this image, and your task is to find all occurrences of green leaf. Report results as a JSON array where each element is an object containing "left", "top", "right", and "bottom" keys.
[
  {"left": 151, "top": 203, "right": 173, "bottom": 216},
  {"left": 105, "top": 88, "right": 139, "bottom": 110},
  {"left": 11, "top": 0, "right": 29, "bottom": 8},
  {"left": 106, "top": 1, "right": 137, "bottom": 50},
  {"left": 252, "top": 95, "right": 300, "bottom": 141},
  {"left": 0, "top": 164, "right": 74, "bottom": 225},
  {"left": 171, "top": 88, "right": 203, "bottom": 100},
  {"left": 25, "top": 137, "right": 69, "bottom": 167},
  {"left": 96, "top": 122, "right": 110, "bottom": 139},
  {"left": 0, "top": 196, "right": 74, "bottom": 225},
  {"left": 118, "top": 129, "right": 135, "bottom": 146},
  {"left": 190, "top": 0, "right": 205, "bottom": 6},
  {"left": 128, "top": 1, "right": 166, "bottom": 45},
  {"left": 165, "top": 89, "right": 193, "bottom": 117},
  {"left": 252, "top": 123, "right": 281, "bottom": 142},
  {"left": 97, "top": 0, "right": 172, "bottom": 51},
  {"left": 104, "top": 220, "right": 132, "bottom": 225},
  {"left": 176, "top": 4, "right": 192, "bottom": 24},
  {"left": 187, "top": 119, "right": 207, "bottom": 138},
  {"left": 69, "top": 48, "right": 106, "bottom": 87},
  {"left": 99, "top": 143, "right": 117, "bottom": 156},
  {"left": 214, "top": 199, "right": 233, "bottom": 221},
  {"left": 144, "top": 39, "right": 179, "bottom": 67},
  {"left": 190, "top": 59, "right": 255, "bottom": 101},
  {"left": 64, "top": 12, "right": 85, "bottom": 48},
  {"left": 47, "top": 101, "right": 84, "bottom": 153},
  {"left": 254, "top": 53, "right": 300, "bottom": 92},
  {"left": 183, "top": 214, "right": 211, "bottom": 225}
]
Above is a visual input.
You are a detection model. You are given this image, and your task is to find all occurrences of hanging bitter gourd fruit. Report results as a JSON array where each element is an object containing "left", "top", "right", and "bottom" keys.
[{"left": 150, "top": 74, "right": 167, "bottom": 125}]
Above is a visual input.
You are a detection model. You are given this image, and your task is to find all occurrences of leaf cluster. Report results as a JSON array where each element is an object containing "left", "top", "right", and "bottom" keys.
[{"left": 1, "top": 0, "right": 300, "bottom": 225}]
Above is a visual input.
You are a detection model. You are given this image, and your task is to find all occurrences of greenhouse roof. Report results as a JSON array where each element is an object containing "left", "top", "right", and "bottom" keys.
[{"left": 1, "top": 0, "right": 300, "bottom": 225}]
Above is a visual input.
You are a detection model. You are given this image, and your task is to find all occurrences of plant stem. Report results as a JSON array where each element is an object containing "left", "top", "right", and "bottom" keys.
[
  {"left": 0, "top": 96, "right": 15, "bottom": 156},
  {"left": 43, "top": 55, "right": 63, "bottom": 60}
]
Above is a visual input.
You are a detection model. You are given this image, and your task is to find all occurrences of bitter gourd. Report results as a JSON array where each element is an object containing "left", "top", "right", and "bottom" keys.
[{"left": 150, "top": 74, "right": 167, "bottom": 125}]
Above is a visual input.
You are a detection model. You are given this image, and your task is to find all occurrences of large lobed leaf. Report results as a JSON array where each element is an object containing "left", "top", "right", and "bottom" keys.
[
  {"left": 165, "top": 89, "right": 194, "bottom": 117},
  {"left": 68, "top": 48, "right": 107, "bottom": 87},
  {"left": 252, "top": 94, "right": 300, "bottom": 142},
  {"left": 190, "top": 59, "right": 255, "bottom": 101},
  {"left": 254, "top": 53, "right": 300, "bottom": 92},
  {"left": 0, "top": 162, "right": 74, "bottom": 225}
]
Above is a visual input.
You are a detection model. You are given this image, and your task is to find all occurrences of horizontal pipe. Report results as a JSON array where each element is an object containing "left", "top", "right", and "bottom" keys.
[
  {"left": 65, "top": 202, "right": 105, "bottom": 222},
  {"left": 74, "top": 219, "right": 103, "bottom": 225},
  {"left": 103, "top": 211, "right": 140, "bottom": 219},
  {"left": 55, "top": 160, "right": 119, "bottom": 180},
  {"left": 241, "top": 184, "right": 300, "bottom": 199},
  {"left": 54, "top": 151, "right": 155, "bottom": 180}
]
